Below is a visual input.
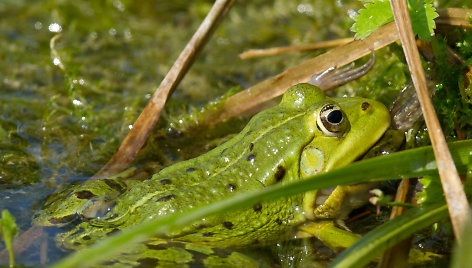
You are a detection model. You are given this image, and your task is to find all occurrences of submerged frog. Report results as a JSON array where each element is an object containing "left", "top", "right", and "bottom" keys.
[{"left": 34, "top": 83, "right": 394, "bottom": 266}]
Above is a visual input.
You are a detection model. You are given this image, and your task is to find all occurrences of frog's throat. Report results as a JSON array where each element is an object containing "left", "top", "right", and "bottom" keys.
[{"left": 324, "top": 125, "right": 390, "bottom": 171}]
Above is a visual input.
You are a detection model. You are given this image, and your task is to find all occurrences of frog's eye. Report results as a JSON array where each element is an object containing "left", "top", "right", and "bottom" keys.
[{"left": 317, "top": 104, "right": 350, "bottom": 137}]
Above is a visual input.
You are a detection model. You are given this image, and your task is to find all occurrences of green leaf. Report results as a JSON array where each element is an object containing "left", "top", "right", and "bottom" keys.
[
  {"left": 329, "top": 203, "right": 448, "bottom": 268},
  {"left": 351, "top": 0, "right": 438, "bottom": 41},
  {"left": 416, "top": 175, "right": 445, "bottom": 205},
  {"left": 351, "top": 0, "right": 393, "bottom": 39},
  {"left": 50, "top": 140, "right": 472, "bottom": 268},
  {"left": 407, "top": 0, "right": 438, "bottom": 41},
  {"left": 465, "top": 151, "right": 472, "bottom": 200},
  {"left": 0, "top": 210, "right": 18, "bottom": 268}
]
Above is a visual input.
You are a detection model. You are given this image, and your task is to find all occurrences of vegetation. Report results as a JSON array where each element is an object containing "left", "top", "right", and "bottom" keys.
[{"left": 0, "top": 0, "right": 471, "bottom": 267}]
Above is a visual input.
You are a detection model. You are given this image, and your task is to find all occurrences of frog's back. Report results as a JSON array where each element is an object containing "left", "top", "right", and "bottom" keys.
[
  {"left": 121, "top": 102, "right": 316, "bottom": 221},
  {"left": 50, "top": 84, "right": 328, "bottom": 250},
  {"left": 73, "top": 85, "right": 325, "bottom": 246}
]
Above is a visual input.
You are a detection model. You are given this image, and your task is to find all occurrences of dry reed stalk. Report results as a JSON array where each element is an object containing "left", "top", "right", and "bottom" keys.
[{"left": 389, "top": 0, "right": 470, "bottom": 242}]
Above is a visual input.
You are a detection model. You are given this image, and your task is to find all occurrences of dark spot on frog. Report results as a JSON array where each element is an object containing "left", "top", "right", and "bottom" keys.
[
  {"left": 202, "top": 232, "right": 215, "bottom": 237},
  {"left": 274, "top": 165, "right": 286, "bottom": 182},
  {"left": 223, "top": 221, "right": 234, "bottom": 230},
  {"left": 247, "top": 154, "right": 256, "bottom": 162},
  {"left": 48, "top": 214, "right": 78, "bottom": 225},
  {"left": 136, "top": 258, "right": 159, "bottom": 267},
  {"left": 157, "top": 194, "right": 176, "bottom": 202},
  {"left": 186, "top": 167, "right": 196, "bottom": 172},
  {"left": 82, "top": 235, "right": 91, "bottom": 240},
  {"left": 160, "top": 179, "right": 172, "bottom": 185},
  {"left": 74, "top": 190, "right": 96, "bottom": 200},
  {"left": 253, "top": 203, "right": 262, "bottom": 212},
  {"left": 249, "top": 142, "right": 254, "bottom": 151},
  {"left": 361, "top": 102, "right": 370, "bottom": 111},
  {"left": 275, "top": 219, "right": 283, "bottom": 225},
  {"left": 220, "top": 148, "right": 227, "bottom": 155},
  {"left": 245, "top": 130, "right": 252, "bottom": 136},
  {"left": 186, "top": 250, "right": 210, "bottom": 264},
  {"left": 227, "top": 183, "right": 236, "bottom": 191},
  {"left": 73, "top": 242, "right": 81, "bottom": 247},
  {"left": 103, "top": 179, "right": 124, "bottom": 192},
  {"left": 106, "top": 229, "right": 121, "bottom": 236}
]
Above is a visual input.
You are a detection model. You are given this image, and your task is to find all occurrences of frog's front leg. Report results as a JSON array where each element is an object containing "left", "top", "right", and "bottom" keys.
[
  {"left": 313, "top": 183, "right": 378, "bottom": 220},
  {"left": 297, "top": 221, "right": 361, "bottom": 251}
]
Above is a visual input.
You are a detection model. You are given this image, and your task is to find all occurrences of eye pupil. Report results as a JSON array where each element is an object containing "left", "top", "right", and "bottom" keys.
[{"left": 327, "top": 110, "right": 343, "bottom": 124}]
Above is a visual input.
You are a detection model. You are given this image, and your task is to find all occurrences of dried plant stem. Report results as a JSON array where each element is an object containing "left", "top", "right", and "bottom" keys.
[
  {"left": 390, "top": 0, "right": 470, "bottom": 242},
  {"left": 90, "top": 0, "right": 235, "bottom": 180},
  {"left": 239, "top": 38, "right": 353, "bottom": 59},
  {"left": 378, "top": 179, "right": 412, "bottom": 268},
  {"left": 436, "top": 8, "right": 472, "bottom": 28},
  {"left": 91, "top": 8, "right": 469, "bottom": 178},
  {"left": 204, "top": 22, "right": 400, "bottom": 126},
  {"left": 175, "top": 9, "right": 470, "bottom": 131},
  {"left": 211, "top": 8, "right": 471, "bottom": 125}
]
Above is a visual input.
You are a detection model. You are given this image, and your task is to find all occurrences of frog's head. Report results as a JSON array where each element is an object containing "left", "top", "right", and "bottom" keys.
[
  {"left": 279, "top": 83, "right": 391, "bottom": 175},
  {"left": 286, "top": 84, "right": 393, "bottom": 219},
  {"left": 33, "top": 179, "right": 125, "bottom": 227},
  {"left": 295, "top": 87, "right": 391, "bottom": 177}
]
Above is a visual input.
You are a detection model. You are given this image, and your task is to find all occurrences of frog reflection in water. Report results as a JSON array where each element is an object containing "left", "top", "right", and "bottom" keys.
[{"left": 34, "top": 82, "right": 401, "bottom": 266}]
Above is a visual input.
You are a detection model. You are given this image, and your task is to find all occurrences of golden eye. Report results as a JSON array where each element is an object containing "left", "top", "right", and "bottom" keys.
[{"left": 317, "top": 104, "right": 350, "bottom": 137}]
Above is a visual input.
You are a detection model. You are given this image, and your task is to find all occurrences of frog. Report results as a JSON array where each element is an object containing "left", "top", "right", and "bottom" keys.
[{"left": 33, "top": 82, "right": 393, "bottom": 266}]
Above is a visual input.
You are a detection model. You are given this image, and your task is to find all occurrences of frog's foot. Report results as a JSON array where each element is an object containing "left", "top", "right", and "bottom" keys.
[
  {"left": 334, "top": 219, "right": 351, "bottom": 232},
  {"left": 309, "top": 50, "right": 375, "bottom": 90},
  {"left": 297, "top": 221, "right": 361, "bottom": 251}
]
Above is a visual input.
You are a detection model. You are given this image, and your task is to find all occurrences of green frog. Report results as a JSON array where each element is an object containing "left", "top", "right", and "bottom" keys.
[{"left": 34, "top": 83, "right": 395, "bottom": 266}]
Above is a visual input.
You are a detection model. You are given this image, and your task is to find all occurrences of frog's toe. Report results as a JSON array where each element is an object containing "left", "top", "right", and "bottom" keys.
[{"left": 334, "top": 219, "right": 351, "bottom": 231}]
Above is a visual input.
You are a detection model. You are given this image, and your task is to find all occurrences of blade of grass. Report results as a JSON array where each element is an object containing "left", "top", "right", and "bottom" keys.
[
  {"left": 50, "top": 140, "right": 472, "bottom": 268},
  {"left": 330, "top": 203, "right": 449, "bottom": 268},
  {"left": 378, "top": 179, "right": 412, "bottom": 268},
  {"left": 450, "top": 213, "right": 472, "bottom": 268},
  {"left": 90, "top": 0, "right": 236, "bottom": 180},
  {"left": 390, "top": 0, "right": 470, "bottom": 242}
]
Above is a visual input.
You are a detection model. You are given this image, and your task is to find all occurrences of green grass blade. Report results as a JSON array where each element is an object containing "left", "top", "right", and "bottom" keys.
[
  {"left": 51, "top": 140, "right": 472, "bottom": 268},
  {"left": 450, "top": 213, "right": 472, "bottom": 268},
  {"left": 329, "top": 203, "right": 449, "bottom": 268}
]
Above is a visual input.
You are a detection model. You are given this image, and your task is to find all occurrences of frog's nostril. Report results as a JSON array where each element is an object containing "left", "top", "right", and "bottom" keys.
[
  {"left": 361, "top": 102, "right": 370, "bottom": 111},
  {"left": 75, "top": 190, "right": 96, "bottom": 200}
]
